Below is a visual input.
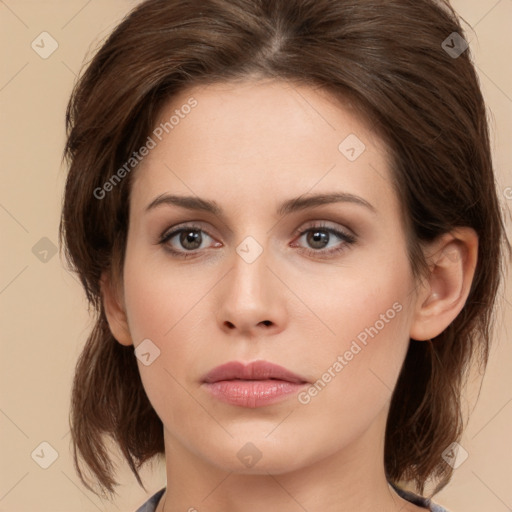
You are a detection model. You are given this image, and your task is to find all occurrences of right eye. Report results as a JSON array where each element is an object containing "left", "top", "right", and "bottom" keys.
[{"left": 159, "top": 224, "right": 222, "bottom": 258}]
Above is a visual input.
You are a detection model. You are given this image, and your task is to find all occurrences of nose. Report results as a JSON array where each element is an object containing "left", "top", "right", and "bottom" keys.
[{"left": 216, "top": 240, "right": 288, "bottom": 337}]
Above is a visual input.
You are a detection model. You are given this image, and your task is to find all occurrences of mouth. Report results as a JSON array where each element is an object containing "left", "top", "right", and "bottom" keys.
[{"left": 201, "top": 360, "right": 309, "bottom": 408}]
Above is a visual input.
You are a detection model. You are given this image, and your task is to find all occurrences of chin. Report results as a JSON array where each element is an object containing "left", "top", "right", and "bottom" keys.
[{"left": 193, "top": 434, "right": 316, "bottom": 475}]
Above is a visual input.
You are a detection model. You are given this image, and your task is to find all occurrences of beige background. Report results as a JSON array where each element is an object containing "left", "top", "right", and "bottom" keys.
[{"left": 0, "top": 1, "right": 511, "bottom": 511}]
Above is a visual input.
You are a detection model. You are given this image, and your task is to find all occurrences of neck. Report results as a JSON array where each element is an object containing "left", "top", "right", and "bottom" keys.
[{"left": 156, "top": 408, "right": 423, "bottom": 512}]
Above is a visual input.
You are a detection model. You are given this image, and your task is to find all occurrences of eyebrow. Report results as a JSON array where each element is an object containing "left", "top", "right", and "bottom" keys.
[{"left": 145, "top": 192, "right": 376, "bottom": 217}]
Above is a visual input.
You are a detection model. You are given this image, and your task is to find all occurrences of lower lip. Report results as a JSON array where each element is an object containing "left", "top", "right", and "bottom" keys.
[{"left": 202, "top": 379, "right": 307, "bottom": 408}]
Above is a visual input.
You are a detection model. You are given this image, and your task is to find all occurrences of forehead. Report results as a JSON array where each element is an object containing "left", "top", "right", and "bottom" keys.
[{"left": 130, "top": 79, "right": 396, "bottom": 217}]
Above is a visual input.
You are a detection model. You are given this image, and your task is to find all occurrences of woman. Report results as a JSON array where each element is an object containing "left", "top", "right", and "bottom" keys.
[{"left": 60, "top": 0, "right": 507, "bottom": 510}]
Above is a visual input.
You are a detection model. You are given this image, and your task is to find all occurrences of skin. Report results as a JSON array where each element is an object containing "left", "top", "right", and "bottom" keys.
[{"left": 102, "top": 79, "right": 478, "bottom": 512}]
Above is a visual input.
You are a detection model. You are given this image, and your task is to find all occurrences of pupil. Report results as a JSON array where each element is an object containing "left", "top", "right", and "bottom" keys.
[
  {"left": 180, "top": 230, "right": 202, "bottom": 250},
  {"left": 308, "top": 230, "right": 328, "bottom": 249}
]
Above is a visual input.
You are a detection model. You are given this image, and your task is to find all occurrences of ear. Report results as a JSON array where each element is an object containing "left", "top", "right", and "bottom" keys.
[
  {"left": 100, "top": 271, "right": 133, "bottom": 346},
  {"left": 410, "top": 227, "right": 478, "bottom": 341}
]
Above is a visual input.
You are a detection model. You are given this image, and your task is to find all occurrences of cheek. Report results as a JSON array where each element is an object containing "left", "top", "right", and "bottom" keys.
[
  {"left": 122, "top": 245, "right": 208, "bottom": 343},
  {"left": 121, "top": 253, "right": 209, "bottom": 426},
  {"left": 308, "top": 257, "right": 412, "bottom": 341},
  {"left": 121, "top": 245, "right": 218, "bottom": 391},
  {"left": 290, "top": 283, "right": 412, "bottom": 456},
  {"left": 300, "top": 256, "right": 415, "bottom": 401}
]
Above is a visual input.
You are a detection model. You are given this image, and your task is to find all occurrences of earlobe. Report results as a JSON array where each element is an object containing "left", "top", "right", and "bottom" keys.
[
  {"left": 410, "top": 227, "right": 478, "bottom": 341},
  {"left": 100, "top": 271, "right": 133, "bottom": 346}
]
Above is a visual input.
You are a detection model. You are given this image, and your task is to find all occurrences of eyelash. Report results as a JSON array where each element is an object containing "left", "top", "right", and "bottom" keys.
[{"left": 158, "top": 222, "right": 356, "bottom": 260}]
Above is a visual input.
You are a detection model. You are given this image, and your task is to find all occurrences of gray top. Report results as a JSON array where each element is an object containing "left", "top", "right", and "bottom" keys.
[
  {"left": 392, "top": 483, "right": 450, "bottom": 512},
  {"left": 135, "top": 488, "right": 165, "bottom": 512},
  {"left": 135, "top": 486, "right": 450, "bottom": 511}
]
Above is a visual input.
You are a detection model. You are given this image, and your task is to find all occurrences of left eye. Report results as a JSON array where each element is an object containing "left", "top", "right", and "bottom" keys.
[
  {"left": 299, "top": 228, "right": 342, "bottom": 250},
  {"left": 292, "top": 225, "right": 356, "bottom": 256}
]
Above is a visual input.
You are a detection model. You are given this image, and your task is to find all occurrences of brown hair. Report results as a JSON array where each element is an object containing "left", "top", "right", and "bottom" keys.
[{"left": 60, "top": 0, "right": 508, "bottom": 500}]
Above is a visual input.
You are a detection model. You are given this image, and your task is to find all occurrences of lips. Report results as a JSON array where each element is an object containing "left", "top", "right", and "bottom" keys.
[
  {"left": 202, "top": 360, "right": 308, "bottom": 384},
  {"left": 201, "top": 360, "right": 309, "bottom": 408}
]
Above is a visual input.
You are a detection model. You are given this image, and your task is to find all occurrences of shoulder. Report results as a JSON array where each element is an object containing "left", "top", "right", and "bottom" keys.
[
  {"left": 391, "top": 482, "right": 451, "bottom": 512},
  {"left": 430, "top": 504, "right": 451, "bottom": 512},
  {"left": 134, "top": 488, "right": 165, "bottom": 512},
  {"left": 134, "top": 485, "right": 452, "bottom": 512}
]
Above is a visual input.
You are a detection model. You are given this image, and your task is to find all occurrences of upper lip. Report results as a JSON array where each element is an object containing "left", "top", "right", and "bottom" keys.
[{"left": 202, "top": 360, "right": 308, "bottom": 384}]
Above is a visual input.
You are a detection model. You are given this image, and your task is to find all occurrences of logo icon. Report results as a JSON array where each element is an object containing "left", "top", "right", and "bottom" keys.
[
  {"left": 135, "top": 338, "right": 161, "bottom": 366},
  {"left": 32, "top": 237, "right": 58, "bottom": 263},
  {"left": 31, "top": 32, "right": 59, "bottom": 59},
  {"left": 441, "top": 442, "right": 469, "bottom": 469},
  {"left": 236, "top": 236, "right": 263, "bottom": 264},
  {"left": 442, "top": 32, "right": 469, "bottom": 59},
  {"left": 237, "top": 442, "right": 263, "bottom": 468},
  {"left": 31, "top": 441, "right": 59, "bottom": 469},
  {"left": 338, "top": 134, "right": 366, "bottom": 162}
]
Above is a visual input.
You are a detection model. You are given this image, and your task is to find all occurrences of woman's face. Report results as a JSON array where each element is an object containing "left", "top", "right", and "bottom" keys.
[{"left": 119, "top": 79, "right": 422, "bottom": 474}]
